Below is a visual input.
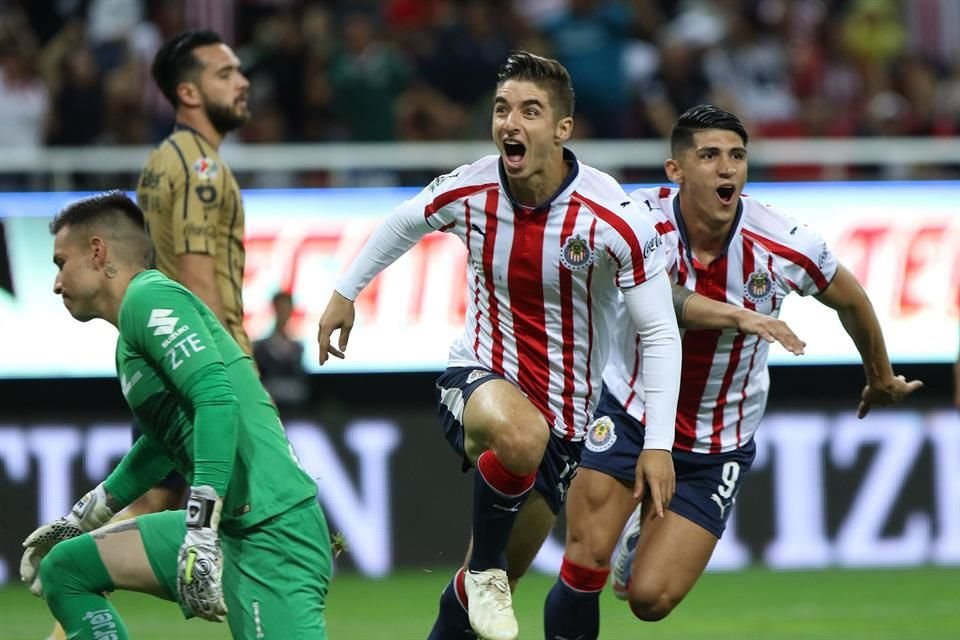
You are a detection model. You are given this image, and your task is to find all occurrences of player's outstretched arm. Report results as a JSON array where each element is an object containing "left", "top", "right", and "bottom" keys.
[
  {"left": 815, "top": 264, "right": 923, "bottom": 417},
  {"left": 672, "top": 284, "right": 806, "bottom": 355},
  {"left": 317, "top": 290, "right": 355, "bottom": 364}
]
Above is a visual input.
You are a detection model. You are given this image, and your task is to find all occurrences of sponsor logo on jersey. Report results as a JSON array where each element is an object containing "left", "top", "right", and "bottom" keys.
[
  {"left": 744, "top": 269, "right": 774, "bottom": 304},
  {"left": 585, "top": 415, "right": 617, "bottom": 453},
  {"left": 195, "top": 184, "right": 217, "bottom": 203},
  {"left": 466, "top": 369, "right": 493, "bottom": 385},
  {"left": 192, "top": 156, "right": 219, "bottom": 181},
  {"left": 120, "top": 370, "right": 143, "bottom": 398},
  {"left": 560, "top": 234, "right": 593, "bottom": 271},
  {"left": 643, "top": 234, "right": 663, "bottom": 258},
  {"left": 160, "top": 324, "right": 190, "bottom": 349},
  {"left": 818, "top": 243, "right": 829, "bottom": 269},
  {"left": 427, "top": 168, "right": 461, "bottom": 192},
  {"left": 147, "top": 308, "right": 179, "bottom": 336}
]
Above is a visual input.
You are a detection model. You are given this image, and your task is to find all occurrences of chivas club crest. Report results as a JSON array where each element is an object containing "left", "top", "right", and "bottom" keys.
[
  {"left": 585, "top": 416, "right": 617, "bottom": 453},
  {"left": 744, "top": 269, "right": 774, "bottom": 304},
  {"left": 560, "top": 234, "right": 593, "bottom": 271}
]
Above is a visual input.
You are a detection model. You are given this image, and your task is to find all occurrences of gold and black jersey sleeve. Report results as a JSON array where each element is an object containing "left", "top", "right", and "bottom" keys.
[{"left": 136, "top": 127, "right": 252, "bottom": 356}]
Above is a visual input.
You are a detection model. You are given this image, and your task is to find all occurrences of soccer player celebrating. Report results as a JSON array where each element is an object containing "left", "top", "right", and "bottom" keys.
[
  {"left": 317, "top": 53, "right": 798, "bottom": 640},
  {"left": 21, "top": 192, "right": 332, "bottom": 639},
  {"left": 543, "top": 105, "right": 923, "bottom": 639}
]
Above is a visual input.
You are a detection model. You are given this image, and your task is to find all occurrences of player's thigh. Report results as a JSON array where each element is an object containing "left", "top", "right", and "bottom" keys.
[
  {"left": 564, "top": 468, "right": 637, "bottom": 568},
  {"left": 504, "top": 490, "right": 555, "bottom": 587},
  {"left": 461, "top": 378, "right": 548, "bottom": 459},
  {"left": 629, "top": 508, "right": 717, "bottom": 606},
  {"left": 223, "top": 501, "right": 332, "bottom": 640},
  {"left": 94, "top": 511, "right": 183, "bottom": 599}
]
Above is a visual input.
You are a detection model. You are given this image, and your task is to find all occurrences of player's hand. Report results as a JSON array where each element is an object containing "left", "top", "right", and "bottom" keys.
[
  {"left": 317, "top": 290, "right": 355, "bottom": 365},
  {"left": 857, "top": 374, "right": 923, "bottom": 418},
  {"left": 634, "top": 449, "right": 675, "bottom": 519},
  {"left": 20, "top": 483, "right": 115, "bottom": 596},
  {"left": 177, "top": 486, "right": 227, "bottom": 622},
  {"left": 735, "top": 309, "right": 805, "bottom": 356}
]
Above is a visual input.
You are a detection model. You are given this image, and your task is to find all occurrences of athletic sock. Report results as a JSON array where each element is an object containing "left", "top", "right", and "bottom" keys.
[
  {"left": 543, "top": 556, "right": 608, "bottom": 640},
  {"left": 40, "top": 534, "right": 129, "bottom": 640},
  {"left": 426, "top": 568, "right": 476, "bottom": 639},
  {"left": 468, "top": 450, "right": 536, "bottom": 571}
]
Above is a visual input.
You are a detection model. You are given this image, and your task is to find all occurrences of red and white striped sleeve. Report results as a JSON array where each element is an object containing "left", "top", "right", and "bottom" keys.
[{"left": 334, "top": 164, "right": 472, "bottom": 300}]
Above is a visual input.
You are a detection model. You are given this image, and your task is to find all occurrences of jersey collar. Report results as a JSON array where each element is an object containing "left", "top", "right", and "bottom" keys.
[
  {"left": 173, "top": 122, "right": 215, "bottom": 147},
  {"left": 672, "top": 195, "right": 744, "bottom": 266},
  {"left": 498, "top": 148, "right": 580, "bottom": 215}
]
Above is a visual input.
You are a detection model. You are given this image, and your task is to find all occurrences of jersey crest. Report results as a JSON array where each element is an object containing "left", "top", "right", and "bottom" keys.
[
  {"left": 744, "top": 269, "right": 774, "bottom": 304},
  {"left": 192, "top": 156, "right": 219, "bottom": 181},
  {"left": 585, "top": 415, "right": 617, "bottom": 453},
  {"left": 560, "top": 234, "right": 594, "bottom": 271}
]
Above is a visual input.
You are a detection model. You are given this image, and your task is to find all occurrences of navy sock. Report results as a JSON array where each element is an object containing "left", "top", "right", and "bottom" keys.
[
  {"left": 427, "top": 569, "right": 476, "bottom": 639},
  {"left": 468, "top": 450, "right": 536, "bottom": 571},
  {"left": 543, "top": 557, "right": 608, "bottom": 640}
]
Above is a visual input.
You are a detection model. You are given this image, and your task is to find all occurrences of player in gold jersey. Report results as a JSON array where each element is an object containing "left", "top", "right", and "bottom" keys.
[{"left": 138, "top": 29, "right": 251, "bottom": 355}]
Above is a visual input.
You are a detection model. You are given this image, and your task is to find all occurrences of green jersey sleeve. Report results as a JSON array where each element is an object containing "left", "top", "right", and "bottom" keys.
[
  {"left": 103, "top": 434, "right": 176, "bottom": 507},
  {"left": 119, "top": 272, "right": 239, "bottom": 496}
]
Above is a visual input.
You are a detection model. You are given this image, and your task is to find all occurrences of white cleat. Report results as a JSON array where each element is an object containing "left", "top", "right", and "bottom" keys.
[
  {"left": 463, "top": 568, "right": 518, "bottom": 640},
  {"left": 610, "top": 505, "right": 643, "bottom": 600}
]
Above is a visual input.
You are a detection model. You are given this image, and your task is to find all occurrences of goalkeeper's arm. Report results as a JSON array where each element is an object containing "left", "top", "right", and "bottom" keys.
[{"left": 103, "top": 434, "right": 177, "bottom": 509}]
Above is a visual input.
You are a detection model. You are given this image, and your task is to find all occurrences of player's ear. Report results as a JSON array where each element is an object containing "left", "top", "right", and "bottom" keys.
[
  {"left": 176, "top": 80, "right": 202, "bottom": 108},
  {"left": 89, "top": 236, "right": 108, "bottom": 269},
  {"left": 665, "top": 158, "right": 683, "bottom": 184},
  {"left": 555, "top": 115, "right": 573, "bottom": 144}
]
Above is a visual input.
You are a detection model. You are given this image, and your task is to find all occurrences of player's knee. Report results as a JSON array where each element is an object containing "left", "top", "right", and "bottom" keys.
[
  {"left": 39, "top": 541, "right": 79, "bottom": 601},
  {"left": 491, "top": 420, "right": 549, "bottom": 474},
  {"left": 628, "top": 583, "right": 679, "bottom": 622}
]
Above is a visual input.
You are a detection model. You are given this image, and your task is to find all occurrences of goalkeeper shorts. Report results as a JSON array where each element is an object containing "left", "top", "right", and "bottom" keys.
[{"left": 138, "top": 498, "right": 332, "bottom": 639}]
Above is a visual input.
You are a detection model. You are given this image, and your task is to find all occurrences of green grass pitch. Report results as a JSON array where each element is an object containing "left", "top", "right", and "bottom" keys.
[{"left": 4, "top": 566, "right": 958, "bottom": 639}]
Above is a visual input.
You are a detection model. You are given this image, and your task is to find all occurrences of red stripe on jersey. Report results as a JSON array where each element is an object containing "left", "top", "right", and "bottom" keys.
[
  {"left": 508, "top": 208, "right": 554, "bottom": 426},
  {"left": 726, "top": 235, "right": 759, "bottom": 447},
  {"left": 558, "top": 201, "right": 581, "bottom": 437},
  {"left": 742, "top": 228, "right": 829, "bottom": 290},
  {"left": 623, "top": 333, "right": 642, "bottom": 411},
  {"left": 424, "top": 183, "right": 497, "bottom": 223},
  {"left": 480, "top": 190, "right": 504, "bottom": 371},
  {"left": 574, "top": 193, "right": 647, "bottom": 286},
  {"left": 582, "top": 218, "right": 599, "bottom": 421},
  {"left": 675, "top": 259, "right": 727, "bottom": 451},
  {"left": 654, "top": 220, "right": 675, "bottom": 236},
  {"left": 711, "top": 332, "right": 744, "bottom": 454},
  {"left": 658, "top": 186, "right": 671, "bottom": 199}
]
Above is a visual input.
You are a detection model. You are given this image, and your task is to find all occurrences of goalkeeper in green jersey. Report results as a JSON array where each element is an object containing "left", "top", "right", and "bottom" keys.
[{"left": 21, "top": 191, "right": 332, "bottom": 639}]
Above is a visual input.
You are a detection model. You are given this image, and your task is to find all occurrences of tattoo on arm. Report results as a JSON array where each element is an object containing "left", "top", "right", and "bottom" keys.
[
  {"left": 672, "top": 284, "right": 693, "bottom": 325},
  {"left": 91, "top": 518, "right": 139, "bottom": 539}
]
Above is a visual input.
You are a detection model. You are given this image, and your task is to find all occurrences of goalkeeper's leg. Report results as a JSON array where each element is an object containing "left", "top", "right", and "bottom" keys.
[
  {"left": 46, "top": 478, "right": 186, "bottom": 639},
  {"left": 39, "top": 516, "right": 172, "bottom": 640}
]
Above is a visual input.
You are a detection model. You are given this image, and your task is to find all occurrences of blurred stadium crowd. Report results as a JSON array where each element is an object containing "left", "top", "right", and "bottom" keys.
[{"left": 3, "top": 0, "right": 959, "bottom": 147}]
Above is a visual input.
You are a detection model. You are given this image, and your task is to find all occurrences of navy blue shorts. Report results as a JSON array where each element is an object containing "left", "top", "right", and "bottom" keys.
[
  {"left": 435, "top": 366, "right": 581, "bottom": 515},
  {"left": 580, "top": 385, "right": 756, "bottom": 538},
  {"left": 131, "top": 425, "right": 187, "bottom": 491}
]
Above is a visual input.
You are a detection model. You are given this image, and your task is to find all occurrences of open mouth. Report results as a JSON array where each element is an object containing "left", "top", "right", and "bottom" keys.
[
  {"left": 716, "top": 185, "right": 736, "bottom": 205},
  {"left": 503, "top": 140, "right": 526, "bottom": 169}
]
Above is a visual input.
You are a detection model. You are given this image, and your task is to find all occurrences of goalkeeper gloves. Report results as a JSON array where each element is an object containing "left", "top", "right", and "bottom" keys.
[
  {"left": 177, "top": 485, "right": 228, "bottom": 622},
  {"left": 20, "top": 483, "right": 116, "bottom": 595}
]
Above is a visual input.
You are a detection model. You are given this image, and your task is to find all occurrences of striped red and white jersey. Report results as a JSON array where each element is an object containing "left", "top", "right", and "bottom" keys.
[
  {"left": 604, "top": 186, "right": 838, "bottom": 453},
  {"left": 337, "top": 151, "right": 667, "bottom": 440}
]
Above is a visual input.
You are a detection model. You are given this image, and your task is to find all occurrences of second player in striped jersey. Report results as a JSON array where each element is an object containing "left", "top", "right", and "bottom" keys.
[{"left": 545, "top": 105, "right": 922, "bottom": 640}]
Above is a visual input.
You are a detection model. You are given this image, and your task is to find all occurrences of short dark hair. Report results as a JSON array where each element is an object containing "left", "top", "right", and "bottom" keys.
[
  {"left": 152, "top": 29, "right": 224, "bottom": 108},
  {"left": 670, "top": 105, "right": 749, "bottom": 157},
  {"left": 50, "top": 191, "right": 153, "bottom": 266},
  {"left": 497, "top": 50, "right": 575, "bottom": 119}
]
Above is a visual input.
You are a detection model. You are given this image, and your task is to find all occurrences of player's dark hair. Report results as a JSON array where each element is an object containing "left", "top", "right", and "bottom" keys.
[
  {"left": 671, "top": 105, "right": 749, "bottom": 157},
  {"left": 152, "top": 29, "right": 224, "bottom": 108},
  {"left": 497, "top": 50, "right": 575, "bottom": 119},
  {"left": 50, "top": 191, "right": 153, "bottom": 266}
]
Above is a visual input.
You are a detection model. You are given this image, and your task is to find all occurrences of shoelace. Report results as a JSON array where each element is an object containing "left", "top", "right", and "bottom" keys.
[{"left": 474, "top": 573, "right": 512, "bottom": 612}]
